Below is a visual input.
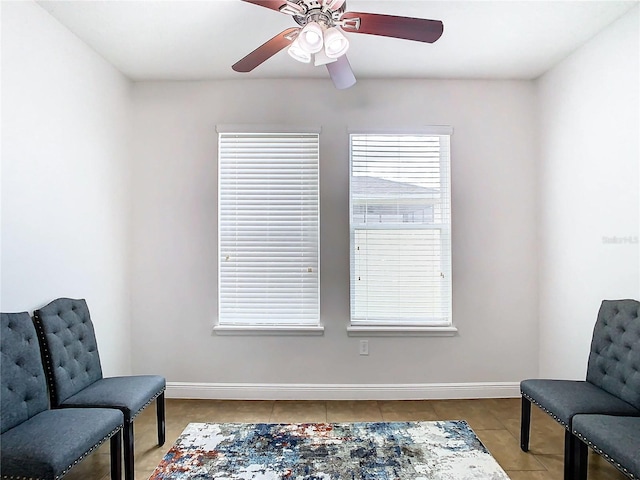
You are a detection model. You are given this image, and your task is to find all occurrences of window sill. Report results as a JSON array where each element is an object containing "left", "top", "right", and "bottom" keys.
[
  {"left": 213, "top": 324, "right": 325, "bottom": 336},
  {"left": 346, "top": 325, "right": 458, "bottom": 337}
]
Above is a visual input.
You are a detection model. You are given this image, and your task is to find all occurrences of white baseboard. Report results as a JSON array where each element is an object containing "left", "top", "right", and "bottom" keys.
[{"left": 166, "top": 382, "right": 520, "bottom": 400}]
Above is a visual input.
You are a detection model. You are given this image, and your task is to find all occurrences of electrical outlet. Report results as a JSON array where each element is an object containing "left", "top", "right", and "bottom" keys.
[{"left": 359, "top": 340, "right": 369, "bottom": 356}]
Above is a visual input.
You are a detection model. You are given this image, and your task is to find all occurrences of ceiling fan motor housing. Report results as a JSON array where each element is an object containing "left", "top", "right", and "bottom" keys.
[{"left": 291, "top": 0, "right": 345, "bottom": 27}]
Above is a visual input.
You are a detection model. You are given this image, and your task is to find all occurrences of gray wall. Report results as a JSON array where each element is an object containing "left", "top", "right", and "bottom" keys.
[
  {"left": 537, "top": 6, "right": 640, "bottom": 379},
  {"left": 130, "top": 79, "right": 539, "bottom": 389},
  {"left": 1, "top": 1, "right": 133, "bottom": 376}
]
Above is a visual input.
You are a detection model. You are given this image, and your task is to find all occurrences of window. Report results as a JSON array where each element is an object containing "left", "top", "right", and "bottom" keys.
[
  {"left": 216, "top": 130, "right": 321, "bottom": 334},
  {"left": 348, "top": 130, "right": 454, "bottom": 335}
]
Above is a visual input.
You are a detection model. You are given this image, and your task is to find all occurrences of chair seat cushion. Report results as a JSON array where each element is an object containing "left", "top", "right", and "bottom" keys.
[
  {"left": 0, "top": 407, "right": 123, "bottom": 479},
  {"left": 520, "top": 379, "right": 640, "bottom": 427},
  {"left": 60, "top": 375, "right": 165, "bottom": 422},
  {"left": 572, "top": 414, "right": 640, "bottom": 478}
]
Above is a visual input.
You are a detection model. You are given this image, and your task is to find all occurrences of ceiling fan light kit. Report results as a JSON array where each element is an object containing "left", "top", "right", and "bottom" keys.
[
  {"left": 323, "top": 27, "right": 349, "bottom": 58},
  {"left": 297, "top": 21, "right": 325, "bottom": 53},
  {"left": 287, "top": 38, "right": 312, "bottom": 63},
  {"left": 233, "top": 0, "right": 444, "bottom": 89},
  {"left": 288, "top": 23, "right": 349, "bottom": 64}
]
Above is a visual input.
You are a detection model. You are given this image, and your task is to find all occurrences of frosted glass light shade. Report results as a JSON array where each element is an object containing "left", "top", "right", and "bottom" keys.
[
  {"left": 288, "top": 39, "right": 312, "bottom": 63},
  {"left": 324, "top": 27, "right": 349, "bottom": 58},
  {"left": 298, "top": 22, "right": 324, "bottom": 54}
]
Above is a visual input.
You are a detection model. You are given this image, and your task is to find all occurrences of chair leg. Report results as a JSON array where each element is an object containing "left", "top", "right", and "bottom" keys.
[
  {"left": 123, "top": 421, "right": 134, "bottom": 480},
  {"left": 563, "top": 429, "right": 576, "bottom": 480},
  {"left": 571, "top": 433, "right": 588, "bottom": 480},
  {"left": 520, "top": 396, "right": 531, "bottom": 452},
  {"left": 110, "top": 429, "right": 122, "bottom": 480},
  {"left": 157, "top": 392, "right": 166, "bottom": 446}
]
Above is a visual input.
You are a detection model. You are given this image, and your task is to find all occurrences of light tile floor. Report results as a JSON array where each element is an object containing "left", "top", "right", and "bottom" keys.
[{"left": 64, "top": 398, "right": 628, "bottom": 480}]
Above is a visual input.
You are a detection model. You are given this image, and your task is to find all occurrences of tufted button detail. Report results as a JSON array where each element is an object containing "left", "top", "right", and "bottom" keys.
[
  {"left": 30, "top": 298, "right": 104, "bottom": 405},
  {"left": 586, "top": 300, "right": 640, "bottom": 410},
  {"left": 1, "top": 311, "right": 50, "bottom": 432}
]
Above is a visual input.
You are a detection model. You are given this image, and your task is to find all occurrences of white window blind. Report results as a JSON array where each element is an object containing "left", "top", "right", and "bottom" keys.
[
  {"left": 218, "top": 132, "right": 320, "bottom": 326},
  {"left": 349, "top": 132, "right": 452, "bottom": 327}
]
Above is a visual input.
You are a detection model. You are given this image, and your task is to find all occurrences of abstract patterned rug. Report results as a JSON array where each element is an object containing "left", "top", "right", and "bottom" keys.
[{"left": 149, "top": 421, "right": 510, "bottom": 479}]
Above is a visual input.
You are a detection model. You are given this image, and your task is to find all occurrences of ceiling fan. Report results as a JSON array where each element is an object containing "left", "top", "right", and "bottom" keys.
[{"left": 232, "top": 0, "right": 444, "bottom": 89}]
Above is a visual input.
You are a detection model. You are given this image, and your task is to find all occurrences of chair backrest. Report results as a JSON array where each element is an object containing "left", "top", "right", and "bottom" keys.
[
  {"left": 33, "top": 298, "right": 103, "bottom": 406},
  {"left": 1, "top": 312, "right": 50, "bottom": 434},
  {"left": 586, "top": 299, "right": 640, "bottom": 410}
]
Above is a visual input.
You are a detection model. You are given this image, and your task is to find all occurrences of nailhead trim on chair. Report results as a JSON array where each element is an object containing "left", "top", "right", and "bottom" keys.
[
  {"left": 129, "top": 388, "right": 165, "bottom": 422},
  {"left": 1, "top": 425, "right": 122, "bottom": 480},
  {"left": 32, "top": 315, "right": 58, "bottom": 407},
  {"left": 522, "top": 391, "right": 570, "bottom": 430},
  {"left": 573, "top": 430, "right": 637, "bottom": 480}
]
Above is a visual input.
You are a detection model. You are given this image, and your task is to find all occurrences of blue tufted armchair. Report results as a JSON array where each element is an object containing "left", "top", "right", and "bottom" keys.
[
  {"left": 520, "top": 299, "right": 640, "bottom": 480},
  {"left": 1, "top": 312, "right": 124, "bottom": 480},
  {"left": 32, "top": 298, "right": 166, "bottom": 480}
]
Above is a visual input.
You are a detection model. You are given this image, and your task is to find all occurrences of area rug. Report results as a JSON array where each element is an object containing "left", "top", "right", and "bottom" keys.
[{"left": 149, "top": 421, "right": 510, "bottom": 479}]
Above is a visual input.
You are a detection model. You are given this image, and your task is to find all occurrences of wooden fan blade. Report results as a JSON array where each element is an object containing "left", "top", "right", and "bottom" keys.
[
  {"left": 232, "top": 28, "right": 300, "bottom": 73},
  {"left": 341, "top": 12, "right": 444, "bottom": 43},
  {"left": 240, "top": 0, "right": 305, "bottom": 15},
  {"left": 326, "top": 55, "right": 356, "bottom": 89},
  {"left": 240, "top": 0, "right": 288, "bottom": 13}
]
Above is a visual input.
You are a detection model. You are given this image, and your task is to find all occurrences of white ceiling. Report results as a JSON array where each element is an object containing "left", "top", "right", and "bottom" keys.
[{"left": 36, "top": 0, "right": 638, "bottom": 81}]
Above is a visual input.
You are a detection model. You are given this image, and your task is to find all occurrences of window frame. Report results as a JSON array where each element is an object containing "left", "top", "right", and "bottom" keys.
[
  {"left": 347, "top": 127, "right": 457, "bottom": 337},
  {"left": 214, "top": 126, "right": 323, "bottom": 336}
]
